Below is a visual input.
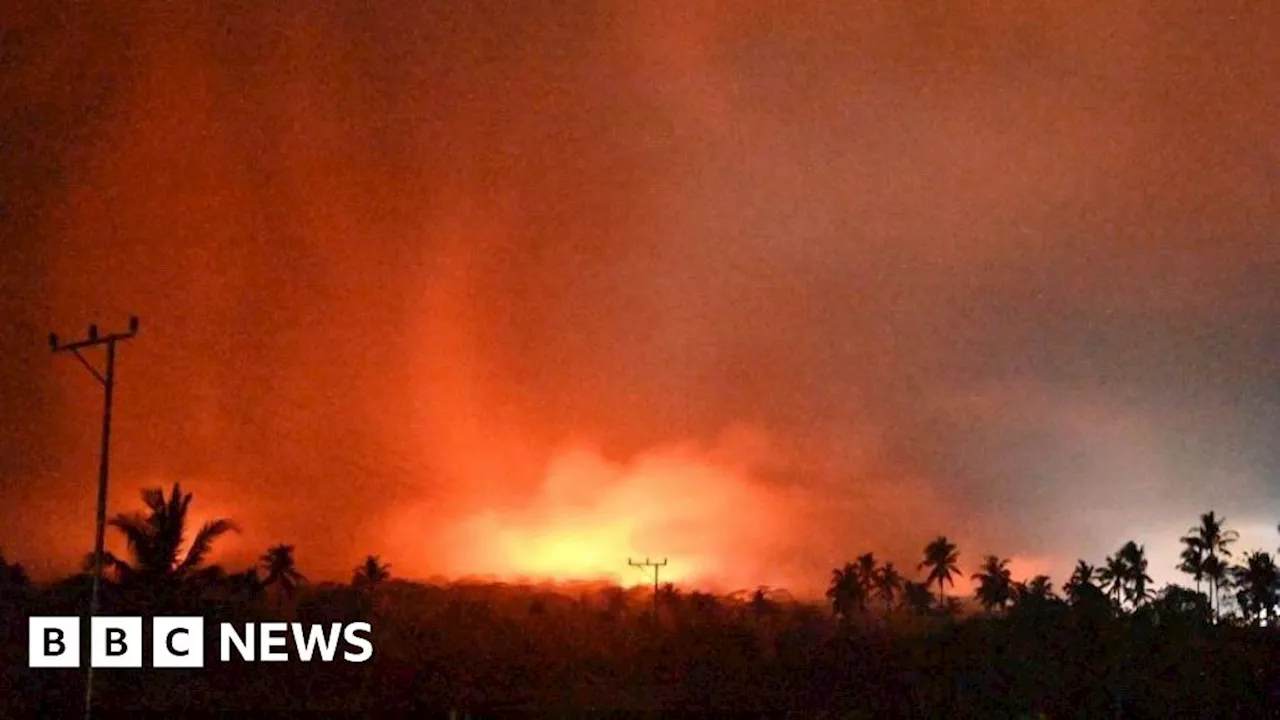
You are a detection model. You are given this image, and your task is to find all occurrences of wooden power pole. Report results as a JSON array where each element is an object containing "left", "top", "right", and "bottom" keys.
[
  {"left": 628, "top": 556, "right": 668, "bottom": 623},
  {"left": 49, "top": 316, "right": 140, "bottom": 720}
]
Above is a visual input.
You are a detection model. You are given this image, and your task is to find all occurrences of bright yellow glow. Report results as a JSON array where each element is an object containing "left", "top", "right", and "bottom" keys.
[{"left": 435, "top": 442, "right": 771, "bottom": 589}]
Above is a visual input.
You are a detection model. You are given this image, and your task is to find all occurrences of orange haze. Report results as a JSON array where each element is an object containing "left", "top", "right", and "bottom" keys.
[{"left": 382, "top": 424, "right": 969, "bottom": 598}]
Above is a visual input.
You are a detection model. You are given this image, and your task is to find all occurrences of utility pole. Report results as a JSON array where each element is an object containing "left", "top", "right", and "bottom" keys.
[
  {"left": 49, "top": 315, "right": 140, "bottom": 720},
  {"left": 628, "top": 556, "right": 668, "bottom": 623}
]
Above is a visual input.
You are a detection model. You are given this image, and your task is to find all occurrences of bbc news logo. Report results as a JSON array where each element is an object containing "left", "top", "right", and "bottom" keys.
[{"left": 29, "top": 617, "right": 373, "bottom": 668}]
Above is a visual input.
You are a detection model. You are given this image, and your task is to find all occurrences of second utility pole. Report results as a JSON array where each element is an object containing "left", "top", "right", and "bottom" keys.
[
  {"left": 628, "top": 556, "right": 668, "bottom": 623},
  {"left": 49, "top": 315, "right": 140, "bottom": 720}
]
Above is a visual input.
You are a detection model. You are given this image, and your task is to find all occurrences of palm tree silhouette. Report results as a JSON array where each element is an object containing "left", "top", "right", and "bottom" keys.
[
  {"left": 1231, "top": 550, "right": 1279, "bottom": 625},
  {"left": 874, "top": 562, "right": 903, "bottom": 619},
  {"left": 1188, "top": 511, "right": 1238, "bottom": 619},
  {"left": 1063, "top": 560, "right": 1102, "bottom": 606},
  {"left": 1177, "top": 534, "right": 1207, "bottom": 595},
  {"left": 1011, "top": 575, "right": 1058, "bottom": 611},
  {"left": 855, "top": 552, "right": 878, "bottom": 609},
  {"left": 827, "top": 563, "right": 863, "bottom": 621},
  {"left": 99, "top": 483, "right": 237, "bottom": 586},
  {"left": 970, "top": 555, "right": 1013, "bottom": 614},
  {"left": 353, "top": 555, "right": 391, "bottom": 591},
  {"left": 901, "top": 580, "right": 934, "bottom": 616},
  {"left": 1202, "top": 555, "right": 1228, "bottom": 619},
  {"left": 1097, "top": 552, "right": 1127, "bottom": 609},
  {"left": 260, "top": 544, "right": 306, "bottom": 608},
  {"left": 1117, "top": 541, "right": 1153, "bottom": 609},
  {"left": 919, "top": 536, "right": 960, "bottom": 608}
]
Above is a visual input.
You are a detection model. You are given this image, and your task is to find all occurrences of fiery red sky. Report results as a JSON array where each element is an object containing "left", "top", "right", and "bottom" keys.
[{"left": 2, "top": 1, "right": 1278, "bottom": 597}]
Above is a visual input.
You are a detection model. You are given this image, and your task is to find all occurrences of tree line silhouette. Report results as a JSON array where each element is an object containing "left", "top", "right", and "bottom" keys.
[
  {"left": 1, "top": 483, "right": 1278, "bottom": 716},
  {"left": 826, "top": 515, "right": 1280, "bottom": 627}
]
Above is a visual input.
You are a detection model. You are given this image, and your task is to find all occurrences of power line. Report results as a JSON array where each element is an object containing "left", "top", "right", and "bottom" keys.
[
  {"left": 628, "top": 556, "right": 668, "bottom": 623},
  {"left": 49, "top": 315, "right": 140, "bottom": 720}
]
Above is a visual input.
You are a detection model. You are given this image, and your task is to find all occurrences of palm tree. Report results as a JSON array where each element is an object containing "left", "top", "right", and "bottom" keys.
[
  {"left": 1024, "top": 575, "right": 1056, "bottom": 599},
  {"left": 352, "top": 555, "right": 391, "bottom": 591},
  {"left": 902, "top": 580, "right": 935, "bottom": 616},
  {"left": 827, "top": 563, "right": 863, "bottom": 621},
  {"left": 1202, "top": 554, "right": 1229, "bottom": 619},
  {"left": 260, "top": 544, "right": 306, "bottom": 608},
  {"left": 874, "top": 562, "right": 903, "bottom": 618},
  {"left": 970, "top": 555, "right": 1013, "bottom": 614},
  {"left": 855, "top": 552, "right": 878, "bottom": 610},
  {"left": 920, "top": 536, "right": 960, "bottom": 608},
  {"left": 1011, "top": 575, "right": 1060, "bottom": 615},
  {"left": 1063, "top": 560, "right": 1097, "bottom": 604},
  {"left": 1097, "top": 552, "right": 1128, "bottom": 609},
  {"left": 101, "top": 483, "right": 237, "bottom": 586},
  {"left": 1117, "top": 541, "right": 1153, "bottom": 609},
  {"left": 1232, "top": 550, "right": 1279, "bottom": 625},
  {"left": 1177, "top": 535, "right": 1206, "bottom": 595},
  {"left": 1188, "top": 511, "right": 1238, "bottom": 618}
]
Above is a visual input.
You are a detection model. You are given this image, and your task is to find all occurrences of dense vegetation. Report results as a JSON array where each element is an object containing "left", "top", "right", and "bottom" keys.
[{"left": 1, "top": 484, "right": 1278, "bottom": 717}]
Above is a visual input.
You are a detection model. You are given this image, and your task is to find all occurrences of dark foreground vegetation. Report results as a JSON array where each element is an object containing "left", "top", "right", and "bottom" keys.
[{"left": 1, "top": 485, "right": 1278, "bottom": 717}]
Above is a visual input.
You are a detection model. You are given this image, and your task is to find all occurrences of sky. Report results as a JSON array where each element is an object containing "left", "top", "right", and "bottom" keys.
[{"left": 2, "top": 1, "right": 1278, "bottom": 597}]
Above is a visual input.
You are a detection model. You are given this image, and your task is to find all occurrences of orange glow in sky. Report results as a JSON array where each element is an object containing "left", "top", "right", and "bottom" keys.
[
  {"left": 5, "top": 0, "right": 1276, "bottom": 600},
  {"left": 439, "top": 442, "right": 785, "bottom": 590}
]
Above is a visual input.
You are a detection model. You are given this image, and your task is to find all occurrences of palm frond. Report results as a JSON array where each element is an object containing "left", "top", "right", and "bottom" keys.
[
  {"left": 108, "top": 513, "right": 155, "bottom": 560},
  {"left": 177, "top": 519, "right": 239, "bottom": 574},
  {"left": 140, "top": 487, "right": 166, "bottom": 514},
  {"left": 81, "top": 550, "right": 134, "bottom": 580}
]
